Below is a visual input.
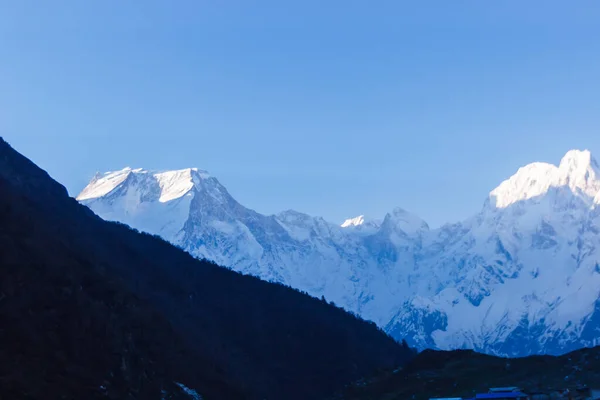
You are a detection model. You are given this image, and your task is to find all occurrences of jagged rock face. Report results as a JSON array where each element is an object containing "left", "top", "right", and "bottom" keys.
[{"left": 78, "top": 150, "right": 600, "bottom": 357}]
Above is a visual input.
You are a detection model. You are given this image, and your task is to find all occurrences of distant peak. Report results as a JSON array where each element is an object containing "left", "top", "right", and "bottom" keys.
[
  {"left": 382, "top": 207, "right": 429, "bottom": 234},
  {"left": 77, "top": 168, "right": 135, "bottom": 201},
  {"left": 560, "top": 149, "right": 593, "bottom": 165},
  {"left": 77, "top": 166, "right": 212, "bottom": 202},
  {"left": 341, "top": 215, "right": 366, "bottom": 228},
  {"left": 559, "top": 149, "right": 600, "bottom": 176},
  {"left": 340, "top": 215, "right": 382, "bottom": 235},
  {"left": 186, "top": 167, "right": 211, "bottom": 179},
  {"left": 278, "top": 209, "right": 309, "bottom": 218},
  {"left": 276, "top": 210, "right": 314, "bottom": 226},
  {"left": 489, "top": 149, "right": 600, "bottom": 209}
]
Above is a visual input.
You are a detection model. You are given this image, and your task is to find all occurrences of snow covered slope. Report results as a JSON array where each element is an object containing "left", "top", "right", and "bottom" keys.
[{"left": 78, "top": 150, "right": 600, "bottom": 357}]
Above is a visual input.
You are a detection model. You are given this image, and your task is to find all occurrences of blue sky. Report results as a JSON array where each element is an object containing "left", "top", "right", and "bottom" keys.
[{"left": 2, "top": 1, "right": 600, "bottom": 227}]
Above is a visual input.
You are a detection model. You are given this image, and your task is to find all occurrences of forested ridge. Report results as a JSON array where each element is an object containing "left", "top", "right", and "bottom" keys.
[{"left": 0, "top": 137, "right": 413, "bottom": 399}]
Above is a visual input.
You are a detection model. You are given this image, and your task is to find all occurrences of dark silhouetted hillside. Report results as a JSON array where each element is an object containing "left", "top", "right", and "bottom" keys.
[{"left": 0, "top": 137, "right": 412, "bottom": 399}]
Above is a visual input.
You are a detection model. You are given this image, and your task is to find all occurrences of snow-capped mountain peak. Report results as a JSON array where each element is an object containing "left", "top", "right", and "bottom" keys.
[
  {"left": 489, "top": 149, "right": 600, "bottom": 209},
  {"left": 154, "top": 168, "right": 209, "bottom": 203},
  {"left": 341, "top": 214, "right": 383, "bottom": 235},
  {"left": 559, "top": 149, "right": 598, "bottom": 172},
  {"left": 77, "top": 167, "right": 211, "bottom": 203},
  {"left": 77, "top": 167, "right": 224, "bottom": 242},
  {"left": 558, "top": 149, "right": 600, "bottom": 197},
  {"left": 341, "top": 215, "right": 366, "bottom": 227},
  {"left": 381, "top": 207, "right": 429, "bottom": 235},
  {"left": 77, "top": 167, "right": 136, "bottom": 201}
]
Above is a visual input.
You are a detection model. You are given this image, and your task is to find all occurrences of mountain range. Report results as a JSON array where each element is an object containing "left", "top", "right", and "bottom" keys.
[
  {"left": 78, "top": 149, "right": 600, "bottom": 357},
  {"left": 0, "top": 136, "right": 410, "bottom": 399}
]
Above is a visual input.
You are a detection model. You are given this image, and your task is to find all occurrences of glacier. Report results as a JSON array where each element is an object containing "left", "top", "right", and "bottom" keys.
[{"left": 77, "top": 149, "right": 600, "bottom": 357}]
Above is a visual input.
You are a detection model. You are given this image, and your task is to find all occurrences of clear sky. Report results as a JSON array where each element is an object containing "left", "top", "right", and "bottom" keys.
[{"left": 2, "top": 1, "right": 600, "bottom": 227}]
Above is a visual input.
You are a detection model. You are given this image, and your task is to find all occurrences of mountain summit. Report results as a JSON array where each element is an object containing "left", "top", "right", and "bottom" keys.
[
  {"left": 77, "top": 167, "right": 212, "bottom": 203},
  {"left": 341, "top": 215, "right": 368, "bottom": 227},
  {"left": 79, "top": 149, "right": 600, "bottom": 357},
  {"left": 489, "top": 149, "right": 600, "bottom": 209}
]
